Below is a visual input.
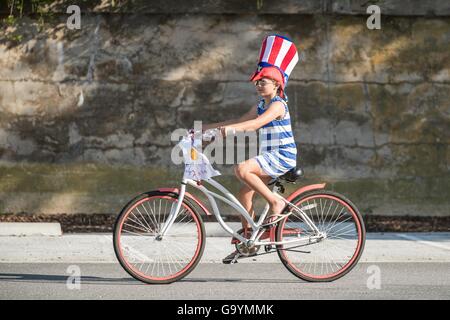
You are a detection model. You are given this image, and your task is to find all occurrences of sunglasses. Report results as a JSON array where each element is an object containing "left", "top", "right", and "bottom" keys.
[{"left": 254, "top": 79, "right": 276, "bottom": 87}]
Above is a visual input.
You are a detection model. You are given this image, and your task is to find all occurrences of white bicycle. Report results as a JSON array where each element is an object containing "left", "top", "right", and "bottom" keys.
[{"left": 113, "top": 129, "right": 366, "bottom": 284}]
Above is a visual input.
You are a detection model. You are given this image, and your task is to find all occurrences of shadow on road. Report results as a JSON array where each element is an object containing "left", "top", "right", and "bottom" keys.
[
  {"left": 180, "top": 277, "right": 303, "bottom": 284},
  {"left": 0, "top": 273, "right": 136, "bottom": 285},
  {"left": 0, "top": 272, "right": 304, "bottom": 285}
]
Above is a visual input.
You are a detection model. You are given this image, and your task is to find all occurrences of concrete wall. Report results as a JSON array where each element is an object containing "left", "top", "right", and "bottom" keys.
[{"left": 0, "top": 0, "right": 449, "bottom": 216}]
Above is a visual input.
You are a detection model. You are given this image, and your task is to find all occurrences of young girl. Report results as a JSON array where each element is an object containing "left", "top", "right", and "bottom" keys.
[{"left": 203, "top": 35, "right": 299, "bottom": 262}]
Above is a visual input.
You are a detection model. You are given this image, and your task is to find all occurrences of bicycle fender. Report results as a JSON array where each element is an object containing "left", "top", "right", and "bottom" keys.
[
  {"left": 157, "top": 188, "right": 212, "bottom": 216},
  {"left": 285, "top": 183, "right": 327, "bottom": 203}
]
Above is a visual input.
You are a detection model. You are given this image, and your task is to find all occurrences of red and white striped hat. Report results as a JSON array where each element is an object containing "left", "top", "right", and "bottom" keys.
[{"left": 249, "top": 34, "right": 299, "bottom": 98}]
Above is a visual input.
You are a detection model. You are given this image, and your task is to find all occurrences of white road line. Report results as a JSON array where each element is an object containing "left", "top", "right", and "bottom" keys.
[{"left": 396, "top": 234, "right": 450, "bottom": 251}]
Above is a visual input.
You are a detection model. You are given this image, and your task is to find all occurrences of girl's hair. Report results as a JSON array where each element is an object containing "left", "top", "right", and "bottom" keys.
[
  {"left": 273, "top": 80, "right": 282, "bottom": 97},
  {"left": 268, "top": 78, "right": 279, "bottom": 91},
  {"left": 263, "top": 77, "right": 288, "bottom": 102},
  {"left": 273, "top": 80, "right": 288, "bottom": 102},
  {"left": 276, "top": 84, "right": 282, "bottom": 96}
]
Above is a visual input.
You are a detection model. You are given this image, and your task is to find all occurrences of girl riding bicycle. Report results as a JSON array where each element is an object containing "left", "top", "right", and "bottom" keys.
[
  {"left": 203, "top": 34, "right": 300, "bottom": 263},
  {"left": 113, "top": 35, "right": 365, "bottom": 284}
]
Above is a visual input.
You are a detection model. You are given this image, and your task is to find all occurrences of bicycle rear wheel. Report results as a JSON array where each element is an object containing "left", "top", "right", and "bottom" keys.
[
  {"left": 276, "top": 190, "right": 365, "bottom": 282},
  {"left": 113, "top": 191, "right": 205, "bottom": 284}
]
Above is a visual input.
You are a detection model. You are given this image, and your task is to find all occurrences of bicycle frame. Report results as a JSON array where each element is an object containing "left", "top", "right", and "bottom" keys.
[
  {"left": 160, "top": 177, "right": 327, "bottom": 248},
  {"left": 115, "top": 128, "right": 365, "bottom": 284}
]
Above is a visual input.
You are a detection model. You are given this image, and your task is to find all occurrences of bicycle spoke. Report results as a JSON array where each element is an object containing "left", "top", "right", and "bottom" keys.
[
  {"left": 129, "top": 211, "right": 151, "bottom": 231},
  {"left": 135, "top": 206, "right": 153, "bottom": 231},
  {"left": 123, "top": 222, "right": 151, "bottom": 234}
]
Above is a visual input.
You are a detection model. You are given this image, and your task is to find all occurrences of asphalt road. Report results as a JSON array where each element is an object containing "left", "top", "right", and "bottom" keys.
[
  {"left": 1, "top": 232, "right": 449, "bottom": 300},
  {"left": 1, "top": 262, "right": 449, "bottom": 300}
]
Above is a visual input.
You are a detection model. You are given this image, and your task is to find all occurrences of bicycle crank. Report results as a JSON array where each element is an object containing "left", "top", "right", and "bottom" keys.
[
  {"left": 235, "top": 242, "right": 260, "bottom": 257},
  {"left": 234, "top": 229, "right": 261, "bottom": 257}
]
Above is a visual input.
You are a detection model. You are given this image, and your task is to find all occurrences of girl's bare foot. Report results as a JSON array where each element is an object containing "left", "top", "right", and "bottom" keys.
[
  {"left": 261, "top": 198, "right": 288, "bottom": 227},
  {"left": 269, "top": 198, "right": 286, "bottom": 217}
]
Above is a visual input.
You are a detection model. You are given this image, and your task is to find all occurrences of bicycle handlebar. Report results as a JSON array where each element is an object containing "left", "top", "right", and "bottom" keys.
[{"left": 187, "top": 128, "right": 220, "bottom": 142}]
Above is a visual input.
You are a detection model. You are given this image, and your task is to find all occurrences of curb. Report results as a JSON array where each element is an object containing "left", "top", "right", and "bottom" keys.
[{"left": 0, "top": 222, "right": 62, "bottom": 236}]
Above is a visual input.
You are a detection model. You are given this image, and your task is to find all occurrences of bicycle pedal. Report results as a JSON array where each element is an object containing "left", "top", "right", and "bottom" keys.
[
  {"left": 230, "top": 253, "right": 242, "bottom": 264},
  {"left": 264, "top": 245, "right": 274, "bottom": 253}
]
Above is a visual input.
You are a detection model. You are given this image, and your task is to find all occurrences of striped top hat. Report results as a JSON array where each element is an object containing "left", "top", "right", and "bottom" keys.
[{"left": 249, "top": 34, "right": 299, "bottom": 99}]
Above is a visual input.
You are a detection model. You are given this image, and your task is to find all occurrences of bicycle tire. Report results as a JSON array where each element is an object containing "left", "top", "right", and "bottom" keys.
[
  {"left": 113, "top": 190, "right": 205, "bottom": 284},
  {"left": 276, "top": 190, "right": 366, "bottom": 282}
]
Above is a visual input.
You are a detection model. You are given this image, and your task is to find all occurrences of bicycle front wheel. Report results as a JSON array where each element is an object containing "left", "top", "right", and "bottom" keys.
[
  {"left": 276, "top": 190, "right": 365, "bottom": 282},
  {"left": 113, "top": 191, "right": 205, "bottom": 284}
]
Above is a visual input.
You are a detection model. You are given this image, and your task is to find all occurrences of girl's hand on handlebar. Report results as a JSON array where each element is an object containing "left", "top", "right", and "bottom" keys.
[{"left": 219, "top": 126, "right": 235, "bottom": 137}]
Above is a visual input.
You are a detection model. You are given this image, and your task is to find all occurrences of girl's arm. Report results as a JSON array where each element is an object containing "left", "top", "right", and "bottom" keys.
[
  {"left": 223, "top": 102, "right": 285, "bottom": 134},
  {"left": 202, "top": 106, "right": 257, "bottom": 131}
]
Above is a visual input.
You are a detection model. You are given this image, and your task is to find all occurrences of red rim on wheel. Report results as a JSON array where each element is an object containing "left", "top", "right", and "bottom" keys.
[
  {"left": 277, "top": 192, "right": 365, "bottom": 282},
  {"left": 114, "top": 194, "right": 204, "bottom": 283}
]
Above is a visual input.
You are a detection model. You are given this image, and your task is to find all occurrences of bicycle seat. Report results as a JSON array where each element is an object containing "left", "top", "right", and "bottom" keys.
[{"left": 279, "top": 167, "right": 304, "bottom": 183}]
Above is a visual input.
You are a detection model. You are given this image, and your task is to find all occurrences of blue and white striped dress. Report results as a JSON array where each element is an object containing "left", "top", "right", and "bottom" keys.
[{"left": 254, "top": 95, "right": 297, "bottom": 178}]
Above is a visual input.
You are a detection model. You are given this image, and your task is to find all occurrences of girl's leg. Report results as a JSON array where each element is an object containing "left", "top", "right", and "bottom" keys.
[
  {"left": 234, "top": 159, "right": 285, "bottom": 217},
  {"left": 237, "top": 184, "right": 255, "bottom": 230},
  {"left": 223, "top": 160, "right": 280, "bottom": 264},
  {"left": 237, "top": 179, "right": 271, "bottom": 229}
]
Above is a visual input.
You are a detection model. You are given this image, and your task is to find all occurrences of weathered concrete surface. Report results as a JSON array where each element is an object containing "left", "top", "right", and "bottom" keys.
[
  {"left": 2, "top": 0, "right": 449, "bottom": 16},
  {"left": 0, "top": 163, "right": 448, "bottom": 216},
  {"left": 0, "top": 3, "right": 449, "bottom": 216}
]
